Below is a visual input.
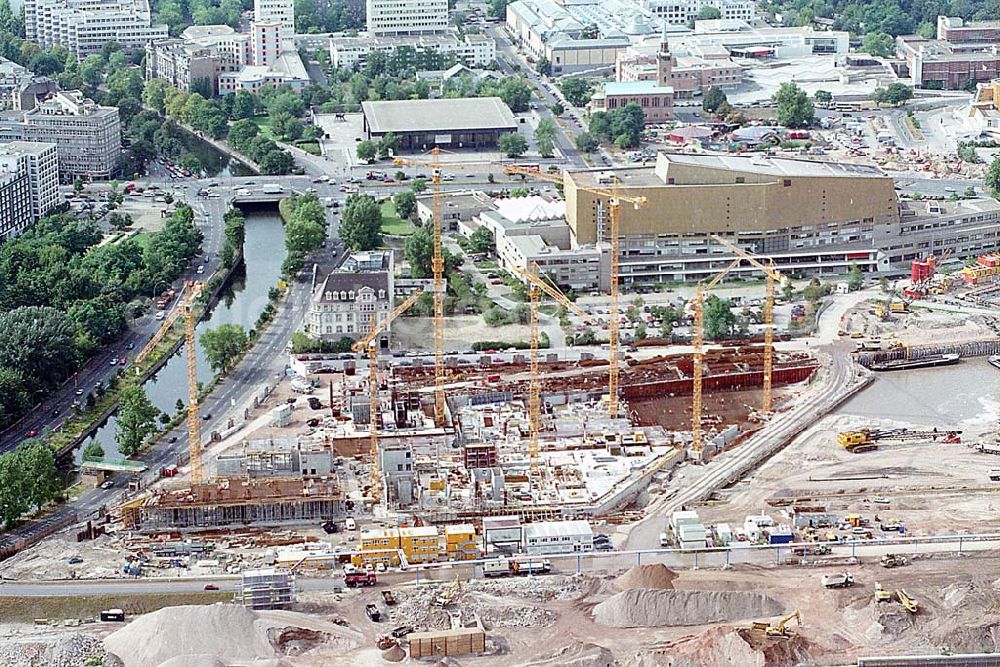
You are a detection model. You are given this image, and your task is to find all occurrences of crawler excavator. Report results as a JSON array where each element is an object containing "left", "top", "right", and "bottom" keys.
[
  {"left": 838, "top": 428, "right": 961, "bottom": 453},
  {"left": 751, "top": 610, "right": 802, "bottom": 639}
]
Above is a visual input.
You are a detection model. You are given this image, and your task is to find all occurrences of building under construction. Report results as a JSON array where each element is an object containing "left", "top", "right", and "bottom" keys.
[{"left": 119, "top": 477, "right": 343, "bottom": 531}]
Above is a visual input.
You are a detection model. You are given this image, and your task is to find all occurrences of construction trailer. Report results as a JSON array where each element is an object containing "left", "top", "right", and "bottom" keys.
[{"left": 408, "top": 624, "right": 487, "bottom": 659}]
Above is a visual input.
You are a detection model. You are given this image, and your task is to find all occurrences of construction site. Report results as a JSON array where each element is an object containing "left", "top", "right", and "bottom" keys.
[{"left": 9, "top": 156, "right": 1000, "bottom": 665}]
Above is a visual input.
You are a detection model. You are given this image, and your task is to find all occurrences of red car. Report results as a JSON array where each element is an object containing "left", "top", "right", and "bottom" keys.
[
  {"left": 25, "top": 429, "right": 38, "bottom": 437},
  {"left": 203, "top": 584, "right": 219, "bottom": 591}
]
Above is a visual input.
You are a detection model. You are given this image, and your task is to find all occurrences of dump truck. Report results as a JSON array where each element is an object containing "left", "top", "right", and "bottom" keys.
[
  {"left": 345, "top": 571, "right": 376, "bottom": 587},
  {"left": 381, "top": 590, "right": 396, "bottom": 605},
  {"left": 880, "top": 554, "right": 908, "bottom": 568},
  {"left": 821, "top": 572, "right": 855, "bottom": 588},
  {"left": 365, "top": 603, "right": 381, "bottom": 621}
]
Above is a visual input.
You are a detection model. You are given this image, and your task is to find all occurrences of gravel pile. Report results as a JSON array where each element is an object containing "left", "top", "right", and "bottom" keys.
[
  {"left": 614, "top": 563, "right": 677, "bottom": 591},
  {"left": 593, "top": 589, "right": 784, "bottom": 628},
  {"left": 0, "top": 633, "right": 103, "bottom": 667},
  {"left": 104, "top": 604, "right": 361, "bottom": 667}
]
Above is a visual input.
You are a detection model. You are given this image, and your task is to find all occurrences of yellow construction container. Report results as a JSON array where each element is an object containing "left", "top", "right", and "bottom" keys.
[
  {"left": 428, "top": 477, "right": 445, "bottom": 491},
  {"left": 399, "top": 526, "right": 440, "bottom": 564},
  {"left": 350, "top": 548, "right": 399, "bottom": 567},
  {"left": 444, "top": 524, "right": 479, "bottom": 560}
]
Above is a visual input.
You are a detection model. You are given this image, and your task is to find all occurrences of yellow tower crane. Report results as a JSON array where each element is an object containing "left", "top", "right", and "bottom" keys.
[
  {"left": 134, "top": 281, "right": 204, "bottom": 481},
  {"left": 513, "top": 262, "right": 596, "bottom": 470},
  {"left": 690, "top": 258, "right": 741, "bottom": 456},
  {"left": 502, "top": 165, "right": 646, "bottom": 419},
  {"left": 350, "top": 289, "right": 425, "bottom": 501},
  {"left": 392, "top": 149, "right": 479, "bottom": 428},
  {"left": 709, "top": 235, "right": 785, "bottom": 414}
]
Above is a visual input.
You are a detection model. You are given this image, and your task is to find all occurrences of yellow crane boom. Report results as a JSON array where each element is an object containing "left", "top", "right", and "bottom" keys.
[
  {"left": 185, "top": 282, "right": 205, "bottom": 483},
  {"left": 710, "top": 235, "right": 785, "bottom": 414},
  {"left": 691, "top": 258, "right": 742, "bottom": 456},
  {"left": 351, "top": 289, "right": 425, "bottom": 500},
  {"left": 512, "top": 263, "right": 597, "bottom": 474},
  {"left": 503, "top": 165, "right": 646, "bottom": 420}
]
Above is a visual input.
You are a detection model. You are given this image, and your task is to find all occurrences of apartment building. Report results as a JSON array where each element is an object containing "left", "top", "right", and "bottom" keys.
[
  {"left": 0, "top": 91, "right": 120, "bottom": 181},
  {"left": 330, "top": 30, "right": 496, "bottom": 69},
  {"left": 146, "top": 25, "right": 309, "bottom": 96},
  {"left": 305, "top": 251, "right": 394, "bottom": 345},
  {"left": 26, "top": 0, "right": 168, "bottom": 60},
  {"left": 366, "top": 0, "right": 449, "bottom": 36},
  {"left": 642, "top": 0, "right": 754, "bottom": 26},
  {"left": 253, "top": 0, "right": 294, "bottom": 42}
]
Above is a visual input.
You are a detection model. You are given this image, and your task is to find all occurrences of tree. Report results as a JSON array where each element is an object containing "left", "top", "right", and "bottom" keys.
[
  {"left": 986, "top": 157, "right": 1000, "bottom": 197},
  {"left": 873, "top": 83, "right": 913, "bottom": 106},
  {"left": 411, "top": 178, "right": 427, "bottom": 194},
  {"left": 862, "top": 32, "right": 895, "bottom": 58},
  {"left": 814, "top": 90, "right": 833, "bottom": 105},
  {"left": 28, "top": 51, "right": 63, "bottom": 76},
  {"left": 377, "top": 132, "right": 399, "bottom": 159},
  {"left": 469, "top": 227, "right": 492, "bottom": 255},
  {"left": 773, "top": 82, "right": 814, "bottom": 128},
  {"left": 537, "top": 56, "right": 551, "bottom": 76},
  {"left": 499, "top": 133, "right": 528, "bottom": 158},
  {"left": 537, "top": 135, "right": 554, "bottom": 158},
  {"left": 259, "top": 149, "right": 293, "bottom": 175},
  {"left": 404, "top": 224, "right": 434, "bottom": 278},
  {"left": 115, "top": 384, "right": 158, "bottom": 457},
  {"left": 551, "top": 102, "right": 565, "bottom": 116},
  {"left": 20, "top": 441, "right": 58, "bottom": 511},
  {"left": 200, "top": 323, "right": 248, "bottom": 374},
  {"left": 575, "top": 131, "right": 598, "bottom": 153},
  {"left": 393, "top": 190, "right": 417, "bottom": 219},
  {"left": 704, "top": 295, "right": 737, "bottom": 340},
  {"left": 73, "top": 177, "right": 84, "bottom": 194},
  {"left": 848, "top": 263, "right": 864, "bottom": 291},
  {"left": 703, "top": 86, "right": 727, "bottom": 113},
  {"left": 696, "top": 5, "right": 721, "bottom": 20},
  {"left": 228, "top": 118, "right": 260, "bottom": 150},
  {"left": 82, "top": 439, "right": 104, "bottom": 459},
  {"left": 560, "top": 78, "right": 593, "bottom": 107},
  {"left": 356, "top": 140, "right": 377, "bottom": 162},
  {"left": 0, "top": 306, "right": 78, "bottom": 387},
  {"left": 340, "top": 194, "right": 382, "bottom": 250},
  {"left": 230, "top": 89, "right": 258, "bottom": 120},
  {"left": 498, "top": 78, "right": 532, "bottom": 112},
  {"left": 609, "top": 102, "right": 644, "bottom": 148}
]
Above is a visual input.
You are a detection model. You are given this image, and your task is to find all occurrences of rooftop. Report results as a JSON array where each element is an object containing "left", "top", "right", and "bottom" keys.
[
  {"left": 361, "top": 97, "right": 517, "bottom": 134},
  {"left": 602, "top": 80, "right": 674, "bottom": 95},
  {"left": 660, "top": 153, "right": 888, "bottom": 178},
  {"left": 522, "top": 519, "right": 593, "bottom": 539},
  {"left": 493, "top": 195, "right": 566, "bottom": 223}
]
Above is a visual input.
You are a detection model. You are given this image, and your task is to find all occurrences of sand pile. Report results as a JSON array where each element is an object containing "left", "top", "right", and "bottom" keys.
[
  {"left": 656, "top": 627, "right": 765, "bottom": 667},
  {"left": 104, "top": 604, "right": 362, "bottom": 667},
  {"left": 382, "top": 644, "right": 406, "bottom": 662},
  {"left": 614, "top": 564, "right": 678, "bottom": 591},
  {"left": 593, "top": 589, "right": 784, "bottom": 628}
]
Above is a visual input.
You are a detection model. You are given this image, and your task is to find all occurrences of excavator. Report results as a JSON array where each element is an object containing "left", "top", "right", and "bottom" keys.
[
  {"left": 897, "top": 589, "right": 919, "bottom": 614},
  {"left": 751, "top": 610, "right": 802, "bottom": 639},
  {"left": 838, "top": 428, "right": 961, "bottom": 453}
]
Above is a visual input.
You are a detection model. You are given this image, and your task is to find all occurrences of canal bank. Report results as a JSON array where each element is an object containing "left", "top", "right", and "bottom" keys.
[{"left": 74, "top": 211, "right": 286, "bottom": 460}]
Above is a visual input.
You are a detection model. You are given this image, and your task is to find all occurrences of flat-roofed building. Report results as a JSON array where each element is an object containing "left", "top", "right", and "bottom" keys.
[
  {"left": 26, "top": 0, "right": 168, "bottom": 60},
  {"left": 366, "top": 0, "right": 448, "bottom": 36},
  {"left": 361, "top": 97, "right": 518, "bottom": 151},
  {"left": 522, "top": 519, "right": 594, "bottom": 554}
]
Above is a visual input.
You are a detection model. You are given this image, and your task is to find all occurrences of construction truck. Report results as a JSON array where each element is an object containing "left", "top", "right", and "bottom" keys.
[
  {"left": 897, "top": 589, "right": 918, "bottom": 613},
  {"left": 874, "top": 582, "right": 892, "bottom": 603},
  {"left": 880, "top": 554, "right": 908, "bottom": 568},
  {"left": 751, "top": 610, "right": 801, "bottom": 639},
  {"left": 792, "top": 544, "right": 831, "bottom": 557},
  {"left": 837, "top": 428, "right": 962, "bottom": 454},
  {"left": 344, "top": 571, "right": 377, "bottom": 587},
  {"left": 821, "top": 572, "right": 855, "bottom": 589}
]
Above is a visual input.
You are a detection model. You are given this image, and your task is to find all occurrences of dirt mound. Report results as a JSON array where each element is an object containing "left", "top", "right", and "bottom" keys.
[
  {"left": 104, "top": 604, "right": 362, "bottom": 667},
  {"left": 382, "top": 644, "right": 406, "bottom": 662},
  {"left": 653, "top": 626, "right": 816, "bottom": 667},
  {"left": 593, "top": 589, "right": 784, "bottom": 628},
  {"left": 522, "top": 641, "right": 615, "bottom": 667},
  {"left": 614, "top": 564, "right": 678, "bottom": 592}
]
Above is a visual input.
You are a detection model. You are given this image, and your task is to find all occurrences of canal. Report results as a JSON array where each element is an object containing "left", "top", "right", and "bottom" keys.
[
  {"left": 836, "top": 357, "right": 1000, "bottom": 427},
  {"left": 78, "top": 211, "right": 286, "bottom": 459}
]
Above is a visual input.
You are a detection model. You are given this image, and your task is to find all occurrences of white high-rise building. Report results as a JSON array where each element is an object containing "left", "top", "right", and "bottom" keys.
[
  {"left": 0, "top": 141, "right": 58, "bottom": 239},
  {"left": 253, "top": 0, "right": 294, "bottom": 42},
  {"left": 25, "top": 0, "right": 168, "bottom": 60},
  {"left": 366, "top": 0, "right": 449, "bottom": 36}
]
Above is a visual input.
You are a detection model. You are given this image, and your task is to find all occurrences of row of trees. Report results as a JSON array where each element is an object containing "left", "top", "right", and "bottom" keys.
[
  {"left": 0, "top": 207, "right": 202, "bottom": 430},
  {"left": 281, "top": 193, "right": 328, "bottom": 276}
]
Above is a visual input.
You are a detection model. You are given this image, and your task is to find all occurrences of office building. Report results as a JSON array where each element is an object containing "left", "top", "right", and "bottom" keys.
[
  {"left": 330, "top": 30, "right": 495, "bottom": 69},
  {"left": 366, "top": 0, "right": 448, "bottom": 36},
  {"left": 642, "top": 0, "right": 754, "bottom": 26},
  {"left": 147, "top": 24, "right": 309, "bottom": 96},
  {"left": 26, "top": 0, "right": 168, "bottom": 60},
  {"left": 897, "top": 17, "right": 1000, "bottom": 90},
  {"left": 0, "top": 148, "right": 32, "bottom": 240},
  {"left": 1, "top": 141, "right": 58, "bottom": 222},
  {"left": 361, "top": 97, "right": 517, "bottom": 151},
  {"left": 305, "top": 250, "right": 395, "bottom": 345},
  {"left": 564, "top": 153, "right": 1000, "bottom": 282},
  {"left": 0, "top": 91, "right": 120, "bottom": 181},
  {"left": 253, "top": 0, "right": 294, "bottom": 42}
]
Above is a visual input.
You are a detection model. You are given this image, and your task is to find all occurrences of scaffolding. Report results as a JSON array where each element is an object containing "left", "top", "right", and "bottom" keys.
[{"left": 237, "top": 568, "right": 296, "bottom": 610}]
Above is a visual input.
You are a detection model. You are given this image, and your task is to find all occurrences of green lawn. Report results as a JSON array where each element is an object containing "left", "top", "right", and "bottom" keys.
[
  {"left": 252, "top": 117, "right": 277, "bottom": 141},
  {"left": 379, "top": 200, "right": 417, "bottom": 236},
  {"left": 131, "top": 232, "right": 154, "bottom": 251},
  {"left": 295, "top": 141, "right": 321, "bottom": 155}
]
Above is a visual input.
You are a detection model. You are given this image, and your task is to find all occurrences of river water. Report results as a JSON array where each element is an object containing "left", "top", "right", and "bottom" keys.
[
  {"left": 78, "top": 212, "right": 285, "bottom": 459},
  {"left": 836, "top": 357, "right": 1000, "bottom": 429}
]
